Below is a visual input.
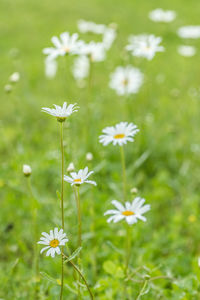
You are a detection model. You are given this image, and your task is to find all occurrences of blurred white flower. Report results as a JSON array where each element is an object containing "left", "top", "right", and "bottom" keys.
[
  {"left": 9, "top": 72, "right": 20, "bottom": 83},
  {"left": 45, "top": 59, "right": 57, "bottom": 79},
  {"left": 104, "top": 198, "right": 150, "bottom": 225},
  {"left": 177, "top": 45, "right": 196, "bottom": 57},
  {"left": 72, "top": 55, "right": 89, "bottom": 80},
  {"left": 177, "top": 26, "right": 200, "bottom": 39},
  {"left": 102, "top": 27, "right": 117, "bottom": 50},
  {"left": 77, "top": 19, "right": 106, "bottom": 34},
  {"left": 126, "top": 34, "right": 164, "bottom": 60},
  {"left": 86, "top": 152, "right": 93, "bottom": 161},
  {"left": 80, "top": 41, "right": 106, "bottom": 62},
  {"left": 109, "top": 65, "right": 143, "bottom": 96},
  {"left": 99, "top": 122, "right": 139, "bottom": 146},
  {"left": 43, "top": 32, "right": 84, "bottom": 60},
  {"left": 64, "top": 166, "right": 96, "bottom": 186},
  {"left": 4, "top": 84, "right": 12, "bottom": 93},
  {"left": 67, "top": 162, "right": 75, "bottom": 172},
  {"left": 198, "top": 257, "right": 200, "bottom": 267},
  {"left": 38, "top": 228, "right": 68, "bottom": 258},
  {"left": 23, "top": 164, "right": 32, "bottom": 176},
  {"left": 149, "top": 8, "right": 176, "bottom": 23},
  {"left": 41, "top": 102, "right": 78, "bottom": 122}
]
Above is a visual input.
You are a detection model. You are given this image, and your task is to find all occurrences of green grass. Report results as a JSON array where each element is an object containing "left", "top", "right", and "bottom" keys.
[{"left": 1, "top": 0, "right": 200, "bottom": 299}]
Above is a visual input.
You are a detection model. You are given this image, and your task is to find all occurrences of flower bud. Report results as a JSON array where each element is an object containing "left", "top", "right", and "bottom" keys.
[
  {"left": 67, "top": 162, "right": 75, "bottom": 172},
  {"left": 130, "top": 187, "right": 138, "bottom": 194},
  {"left": 4, "top": 84, "right": 12, "bottom": 93},
  {"left": 23, "top": 164, "right": 32, "bottom": 176},
  {"left": 86, "top": 152, "right": 93, "bottom": 161}
]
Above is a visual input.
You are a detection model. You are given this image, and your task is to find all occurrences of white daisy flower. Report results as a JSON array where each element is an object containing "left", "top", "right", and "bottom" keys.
[
  {"left": 72, "top": 55, "right": 90, "bottom": 80},
  {"left": 99, "top": 122, "right": 139, "bottom": 146},
  {"left": 109, "top": 65, "right": 143, "bottom": 96},
  {"left": 77, "top": 19, "right": 106, "bottom": 34},
  {"left": 43, "top": 32, "right": 84, "bottom": 60},
  {"left": 102, "top": 27, "right": 117, "bottom": 50},
  {"left": 79, "top": 42, "right": 106, "bottom": 62},
  {"left": 44, "top": 59, "right": 57, "bottom": 79},
  {"left": 64, "top": 166, "right": 97, "bottom": 186},
  {"left": 126, "top": 34, "right": 164, "bottom": 60},
  {"left": 177, "top": 45, "right": 196, "bottom": 57},
  {"left": 41, "top": 102, "right": 79, "bottom": 122},
  {"left": 38, "top": 228, "right": 68, "bottom": 258},
  {"left": 23, "top": 164, "right": 32, "bottom": 176},
  {"left": 149, "top": 8, "right": 176, "bottom": 23},
  {"left": 104, "top": 198, "right": 150, "bottom": 225},
  {"left": 177, "top": 26, "right": 200, "bottom": 39},
  {"left": 9, "top": 72, "right": 20, "bottom": 83}
]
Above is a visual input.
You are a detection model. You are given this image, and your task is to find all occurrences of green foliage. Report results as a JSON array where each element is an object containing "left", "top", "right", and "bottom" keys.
[{"left": 1, "top": 0, "right": 200, "bottom": 299}]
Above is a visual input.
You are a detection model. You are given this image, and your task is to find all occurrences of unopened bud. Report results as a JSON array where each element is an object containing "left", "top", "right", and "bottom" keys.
[
  {"left": 67, "top": 162, "right": 75, "bottom": 172},
  {"left": 86, "top": 152, "right": 93, "bottom": 161},
  {"left": 130, "top": 187, "right": 138, "bottom": 194},
  {"left": 4, "top": 84, "right": 12, "bottom": 93},
  {"left": 23, "top": 164, "right": 32, "bottom": 177}
]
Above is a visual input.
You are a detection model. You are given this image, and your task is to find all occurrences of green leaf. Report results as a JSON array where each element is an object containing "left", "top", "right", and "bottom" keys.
[
  {"left": 40, "top": 271, "right": 58, "bottom": 285},
  {"left": 64, "top": 247, "right": 82, "bottom": 263}
]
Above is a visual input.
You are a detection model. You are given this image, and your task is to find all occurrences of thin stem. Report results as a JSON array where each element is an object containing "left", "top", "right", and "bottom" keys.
[
  {"left": 120, "top": 145, "right": 126, "bottom": 202},
  {"left": 74, "top": 186, "right": 82, "bottom": 298},
  {"left": 63, "top": 254, "right": 94, "bottom": 300},
  {"left": 136, "top": 279, "right": 148, "bottom": 300},
  {"left": 125, "top": 224, "right": 131, "bottom": 275},
  {"left": 60, "top": 121, "right": 65, "bottom": 300},
  {"left": 27, "top": 177, "right": 38, "bottom": 300}
]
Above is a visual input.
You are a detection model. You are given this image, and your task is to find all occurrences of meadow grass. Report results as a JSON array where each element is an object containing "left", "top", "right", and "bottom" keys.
[{"left": 1, "top": 0, "right": 200, "bottom": 298}]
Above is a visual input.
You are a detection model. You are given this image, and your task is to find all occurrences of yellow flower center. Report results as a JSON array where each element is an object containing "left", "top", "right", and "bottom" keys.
[
  {"left": 63, "top": 47, "right": 70, "bottom": 53},
  {"left": 122, "top": 79, "right": 128, "bottom": 86},
  {"left": 122, "top": 211, "right": 134, "bottom": 216},
  {"left": 50, "top": 239, "right": 59, "bottom": 248},
  {"left": 114, "top": 133, "right": 125, "bottom": 139},
  {"left": 74, "top": 179, "right": 81, "bottom": 183}
]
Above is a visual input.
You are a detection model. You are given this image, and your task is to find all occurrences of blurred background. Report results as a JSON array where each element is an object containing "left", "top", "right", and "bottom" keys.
[{"left": 1, "top": 0, "right": 200, "bottom": 298}]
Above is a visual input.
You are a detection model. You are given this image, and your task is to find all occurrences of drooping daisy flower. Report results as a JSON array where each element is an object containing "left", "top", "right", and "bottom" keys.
[
  {"left": 109, "top": 65, "right": 143, "bottom": 96},
  {"left": 23, "top": 164, "right": 32, "bottom": 176},
  {"left": 38, "top": 228, "right": 68, "bottom": 258},
  {"left": 77, "top": 19, "right": 106, "bottom": 34},
  {"left": 99, "top": 122, "right": 139, "bottom": 146},
  {"left": 44, "top": 59, "right": 57, "bottom": 79},
  {"left": 72, "top": 55, "right": 90, "bottom": 80},
  {"left": 64, "top": 167, "right": 97, "bottom": 186},
  {"left": 149, "top": 8, "right": 176, "bottom": 23},
  {"left": 104, "top": 198, "right": 150, "bottom": 225},
  {"left": 41, "top": 102, "right": 79, "bottom": 122},
  {"left": 43, "top": 32, "right": 84, "bottom": 60},
  {"left": 102, "top": 26, "right": 117, "bottom": 50},
  {"left": 177, "top": 26, "right": 200, "bottom": 39},
  {"left": 177, "top": 45, "right": 196, "bottom": 57},
  {"left": 126, "top": 34, "right": 164, "bottom": 60},
  {"left": 79, "top": 41, "right": 106, "bottom": 62}
]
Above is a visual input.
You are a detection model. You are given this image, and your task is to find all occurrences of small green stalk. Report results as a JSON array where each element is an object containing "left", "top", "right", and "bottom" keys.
[
  {"left": 63, "top": 254, "right": 94, "bottom": 300},
  {"left": 59, "top": 121, "right": 65, "bottom": 300},
  {"left": 120, "top": 145, "right": 126, "bottom": 202},
  {"left": 26, "top": 176, "right": 38, "bottom": 300}
]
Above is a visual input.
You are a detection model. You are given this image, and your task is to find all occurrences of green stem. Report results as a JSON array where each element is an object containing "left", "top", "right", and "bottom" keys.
[
  {"left": 73, "top": 186, "right": 82, "bottom": 298},
  {"left": 125, "top": 224, "right": 131, "bottom": 276},
  {"left": 60, "top": 121, "right": 65, "bottom": 300},
  {"left": 63, "top": 254, "right": 94, "bottom": 300},
  {"left": 27, "top": 177, "right": 38, "bottom": 300},
  {"left": 120, "top": 145, "right": 126, "bottom": 202},
  {"left": 136, "top": 280, "right": 148, "bottom": 300}
]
